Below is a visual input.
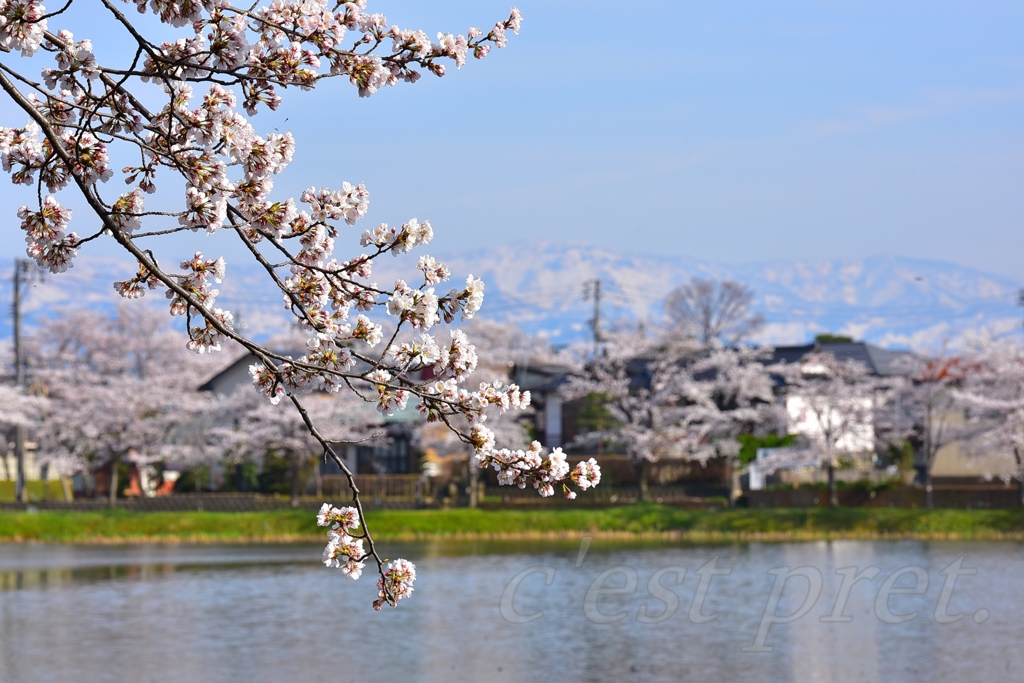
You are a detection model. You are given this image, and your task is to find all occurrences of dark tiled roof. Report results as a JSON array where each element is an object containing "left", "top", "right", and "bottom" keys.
[
  {"left": 198, "top": 351, "right": 256, "bottom": 392},
  {"left": 770, "top": 342, "right": 915, "bottom": 376},
  {"left": 510, "top": 362, "right": 573, "bottom": 394}
]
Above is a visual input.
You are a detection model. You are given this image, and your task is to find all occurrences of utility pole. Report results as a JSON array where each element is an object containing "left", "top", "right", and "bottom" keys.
[
  {"left": 12, "top": 258, "right": 30, "bottom": 504},
  {"left": 583, "top": 279, "right": 602, "bottom": 357},
  {"left": 1018, "top": 289, "right": 1024, "bottom": 344}
]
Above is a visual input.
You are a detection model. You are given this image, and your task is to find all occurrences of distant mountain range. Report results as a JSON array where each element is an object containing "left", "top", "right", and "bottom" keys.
[
  {"left": 2, "top": 241, "right": 1019, "bottom": 352},
  {"left": 429, "top": 242, "right": 1022, "bottom": 350}
]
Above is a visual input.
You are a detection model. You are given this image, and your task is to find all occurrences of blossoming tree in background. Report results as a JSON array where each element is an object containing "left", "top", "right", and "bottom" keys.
[
  {"left": 776, "top": 351, "right": 881, "bottom": 507},
  {"left": 889, "top": 352, "right": 975, "bottom": 509},
  {"left": 566, "top": 329, "right": 779, "bottom": 502},
  {"left": 678, "top": 344, "right": 783, "bottom": 502},
  {"left": 0, "top": 1, "right": 598, "bottom": 608},
  {"left": 564, "top": 329, "right": 698, "bottom": 500},
  {"left": 678, "top": 345, "right": 780, "bottom": 455},
  {"left": 27, "top": 306, "right": 220, "bottom": 503},
  {"left": 953, "top": 338, "right": 1024, "bottom": 507}
]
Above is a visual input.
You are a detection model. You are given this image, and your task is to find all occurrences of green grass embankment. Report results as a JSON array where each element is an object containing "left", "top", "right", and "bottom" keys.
[
  {"left": 0, "top": 509, "right": 316, "bottom": 543},
  {"left": 3, "top": 505, "right": 1024, "bottom": 543}
]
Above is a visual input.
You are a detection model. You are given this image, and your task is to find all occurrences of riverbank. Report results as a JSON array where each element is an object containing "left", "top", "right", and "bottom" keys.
[{"left": 3, "top": 505, "right": 1024, "bottom": 543}]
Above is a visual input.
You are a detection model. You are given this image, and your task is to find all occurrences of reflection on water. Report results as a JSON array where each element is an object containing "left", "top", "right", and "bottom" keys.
[
  {"left": 0, "top": 545, "right": 321, "bottom": 592},
  {"left": 0, "top": 540, "right": 1021, "bottom": 682}
]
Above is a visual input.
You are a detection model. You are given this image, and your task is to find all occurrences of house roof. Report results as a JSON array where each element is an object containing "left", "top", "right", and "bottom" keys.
[
  {"left": 197, "top": 349, "right": 427, "bottom": 424},
  {"left": 770, "top": 342, "right": 915, "bottom": 376},
  {"left": 510, "top": 362, "right": 574, "bottom": 395},
  {"left": 508, "top": 342, "right": 917, "bottom": 400},
  {"left": 199, "top": 348, "right": 430, "bottom": 392},
  {"left": 198, "top": 351, "right": 257, "bottom": 392}
]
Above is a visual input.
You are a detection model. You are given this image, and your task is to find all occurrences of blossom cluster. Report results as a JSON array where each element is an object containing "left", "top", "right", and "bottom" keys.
[
  {"left": 317, "top": 503, "right": 417, "bottom": 607},
  {"left": 113, "top": 261, "right": 163, "bottom": 300},
  {"left": 374, "top": 559, "right": 417, "bottom": 610},
  {"left": 418, "top": 380, "right": 529, "bottom": 429},
  {"left": 125, "top": 1, "right": 524, "bottom": 102},
  {"left": 474, "top": 439, "right": 603, "bottom": 500},
  {"left": 0, "top": 107, "right": 113, "bottom": 195},
  {"left": 317, "top": 504, "right": 366, "bottom": 580},
  {"left": 0, "top": 0, "right": 48, "bottom": 56},
  {"left": 153, "top": 252, "right": 235, "bottom": 353},
  {"left": 14, "top": 195, "right": 79, "bottom": 273},
  {"left": 366, "top": 368, "right": 409, "bottom": 416},
  {"left": 0, "top": 0, "right": 523, "bottom": 269}
]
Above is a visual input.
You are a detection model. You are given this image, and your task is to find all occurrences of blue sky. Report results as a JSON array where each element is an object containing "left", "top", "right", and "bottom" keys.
[{"left": 0, "top": 0, "right": 1021, "bottom": 283}]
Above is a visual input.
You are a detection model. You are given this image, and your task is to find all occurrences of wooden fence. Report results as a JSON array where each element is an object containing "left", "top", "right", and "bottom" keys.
[
  {"left": 748, "top": 484, "right": 1023, "bottom": 509},
  {"left": 320, "top": 474, "right": 428, "bottom": 501},
  {"left": 483, "top": 484, "right": 728, "bottom": 509},
  {"left": 0, "top": 486, "right": 431, "bottom": 512}
]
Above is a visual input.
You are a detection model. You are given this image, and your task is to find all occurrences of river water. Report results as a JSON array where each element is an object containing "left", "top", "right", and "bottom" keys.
[{"left": 0, "top": 540, "right": 1021, "bottom": 682}]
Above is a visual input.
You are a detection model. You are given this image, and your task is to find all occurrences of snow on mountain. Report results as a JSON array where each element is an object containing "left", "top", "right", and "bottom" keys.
[
  {"left": 1, "top": 242, "right": 1019, "bottom": 351},
  {"left": 425, "top": 242, "right": 1022, "bottom": 350}
]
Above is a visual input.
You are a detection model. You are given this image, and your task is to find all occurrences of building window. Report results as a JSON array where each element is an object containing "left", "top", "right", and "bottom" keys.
[{"left": 357, "top": 439, "right": 409, "bottom": 474}]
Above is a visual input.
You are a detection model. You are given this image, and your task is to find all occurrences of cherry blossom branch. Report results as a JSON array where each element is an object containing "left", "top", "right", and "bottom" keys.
[
  {"left": 0, "top": 1, "right": 594, "bottom": 610},
  {"left": 286, "top": 392, "right": 396, "bottom": 601}
]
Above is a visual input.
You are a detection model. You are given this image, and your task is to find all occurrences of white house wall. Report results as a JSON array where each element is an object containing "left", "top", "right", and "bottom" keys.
[
  {"left": 785, "top": 395, "right": 875, "bottom": 454},
  {"left": 544, "top": 394, "right": 563, "bottom": 448},
  {"left": 0, "top": 444, "right": 43, "bottom": 481}
]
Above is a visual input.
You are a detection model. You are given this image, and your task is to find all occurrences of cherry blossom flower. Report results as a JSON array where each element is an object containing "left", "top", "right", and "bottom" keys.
[
  {"left": 374, "top": 559, "right": 416, "bottom": 609},
  {"left": 416, "top": 254, "right": 450, "bottom": 285},
  {"left": 113, "top": 261, "right": 163, "bottom": 299},
  {"left": 111, "top": 189, "right": 145, "bottom": 233},
  {"left": 0, "top": 0, "right": 48, "bottom": 56}
]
